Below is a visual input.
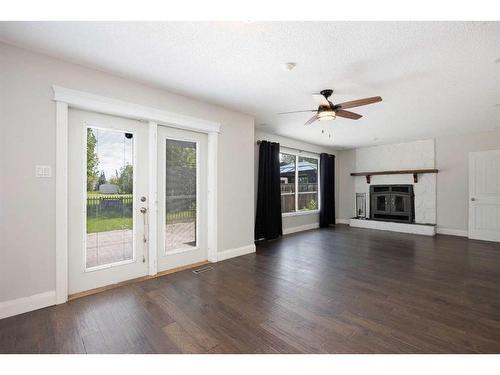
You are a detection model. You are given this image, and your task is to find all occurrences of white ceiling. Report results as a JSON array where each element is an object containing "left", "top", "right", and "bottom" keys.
[{"left": 1, "top": 22, "right": 499, "bottom": 149}]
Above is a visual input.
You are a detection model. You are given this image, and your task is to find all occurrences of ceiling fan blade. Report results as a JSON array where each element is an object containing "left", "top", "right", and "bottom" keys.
[
  {"left": 304, "top": 114, "right": 319, "bottom": 125},
  {"left": 277, "top": 110, "right": 317, "bottom": 115},
  {"left": 337, "top": 96, "right": 382, "bottom": 109},
  {"left": 336, "top": 110, "right": 362, "bottom": 120}
]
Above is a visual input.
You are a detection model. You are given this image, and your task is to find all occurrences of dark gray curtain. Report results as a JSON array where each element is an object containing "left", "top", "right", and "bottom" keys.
[
  {"left": 255, "top": 141, "right": 282, "bottom": 240},
  {"left": 320, "top": 153, "right": 336, "bottom": 227}
]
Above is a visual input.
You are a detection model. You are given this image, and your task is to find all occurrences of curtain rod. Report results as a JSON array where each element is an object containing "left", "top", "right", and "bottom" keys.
[{"left": 256, "top": 140, "right": 324, "bottom": 156}]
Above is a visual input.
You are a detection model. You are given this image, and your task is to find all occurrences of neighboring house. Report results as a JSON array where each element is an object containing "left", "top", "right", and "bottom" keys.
[
  {"left": 98, "top": 183, "right": 119, "bottom": 194},
  {"left": 280, "top": 160, "right": 318, "bottom": 184}
]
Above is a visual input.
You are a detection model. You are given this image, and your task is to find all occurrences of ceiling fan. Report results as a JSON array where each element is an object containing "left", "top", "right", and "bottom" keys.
[{"left": 278, "top": 89, "right": 382, "bottom": 125}]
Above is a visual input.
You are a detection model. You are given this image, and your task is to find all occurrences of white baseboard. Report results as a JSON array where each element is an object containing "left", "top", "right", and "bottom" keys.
[
  {"left": 436, "top": 227, "right": 468, "bottom": 237},
  {"left": 217, "top": 244, "right": 256, "bottom": 262},
  {"left": 0, "top": 291, "right": 56, "bottom": 320},
  {"left": 283, "top": 223, "right": 320, "bottom": 235},
  {"left": 336, "top": 219, "right": 350, "bottom": 225},
  {"left": 350, "top": 218, "right": 436, "bottom": 236}
]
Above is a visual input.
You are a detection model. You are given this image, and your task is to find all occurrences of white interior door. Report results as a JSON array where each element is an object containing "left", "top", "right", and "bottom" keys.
[
  {"left": 157, "top": 125, "right": 208, "bottom": 272},
  {"left": 68, "top": 109, "right": 149, "bottom": 294},
  {"left": 469, "top": 150, "right": 500, "bottom": 242}
]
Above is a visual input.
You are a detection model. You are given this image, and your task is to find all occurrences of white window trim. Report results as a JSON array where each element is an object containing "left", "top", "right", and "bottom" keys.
[
  {"left": 282, "top": 209, "right": 320, "bottom": 217},
  {"left": 279, "top": 147, "right": 321, "bottom": 217},
  {"left": 54, "top": 86, "right": 220, "bottom": 304}
]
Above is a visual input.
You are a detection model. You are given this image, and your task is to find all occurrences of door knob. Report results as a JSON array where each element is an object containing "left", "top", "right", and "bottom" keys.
[
  {"left": 471, "top": 197, "right": 476, "bottom": 201},
  {"left": 140, "top": 207, "right": 147, "bottom": 213}
]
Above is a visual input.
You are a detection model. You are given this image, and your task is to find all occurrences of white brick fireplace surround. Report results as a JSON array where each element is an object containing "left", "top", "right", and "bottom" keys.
[{"left": 350, "top": 139, "right": 437, "bottom": 235}]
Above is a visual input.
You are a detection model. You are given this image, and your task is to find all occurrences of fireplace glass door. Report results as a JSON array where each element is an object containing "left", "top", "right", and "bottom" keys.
[
  {"left": 369, "top": 185, "right": 414, "bottom": 223},
  {"left": 371, "top": 193, "right": 391, "bottom": 215},
  {"left": 392, "top": 195, "right": 410, "bottom": 215}
]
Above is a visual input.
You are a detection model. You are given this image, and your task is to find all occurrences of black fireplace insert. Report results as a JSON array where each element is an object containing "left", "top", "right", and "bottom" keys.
[{"left": 369, "top": 184, "right": 415, "bottom": 223}]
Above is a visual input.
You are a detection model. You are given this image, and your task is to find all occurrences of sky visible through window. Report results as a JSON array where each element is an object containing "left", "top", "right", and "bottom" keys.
[{"left": 93, "top": 128, "right": 133, "bottom": 182}]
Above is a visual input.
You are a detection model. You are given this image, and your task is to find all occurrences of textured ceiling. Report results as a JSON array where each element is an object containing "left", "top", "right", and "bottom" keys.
[{"left": 1, "top": 21, "right": 499, "bottom": 148}]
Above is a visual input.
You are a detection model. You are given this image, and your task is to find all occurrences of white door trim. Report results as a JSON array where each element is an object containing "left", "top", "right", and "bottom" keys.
[
  {"left": 148, "top": 121, "right": 158, "bottom": 276},
  {"left": 53, "top": 86, "right": 221, "bottom": 133},
  {"left": 207, "top": 132, "right": 218, "bottom": 262},
  {"left": 55, "top": 101, "right": 69, "bottom": 304},
  {"left": 54, "top": 86, "right": 220, "bottom": 303}
]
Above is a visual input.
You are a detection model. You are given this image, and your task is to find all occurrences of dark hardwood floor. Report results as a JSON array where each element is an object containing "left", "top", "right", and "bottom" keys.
[{"left": 2, "top": 225, "right": 500, "bottom": 353}]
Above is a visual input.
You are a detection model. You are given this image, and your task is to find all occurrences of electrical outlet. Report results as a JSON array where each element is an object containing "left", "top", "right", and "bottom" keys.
[{"left": 35, "top": 165, "right": 52, "bottom": 178}]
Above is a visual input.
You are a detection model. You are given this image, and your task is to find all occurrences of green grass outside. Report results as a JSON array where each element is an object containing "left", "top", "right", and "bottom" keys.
[
  {"left": 86, "top": 210, "right": 195, "bottom": 233},
  {"left": 86, "top": 193, "right": 133, "bottom": 233},
  {"left": 87, "top": 217, "right": 132, "bottom": 233}
]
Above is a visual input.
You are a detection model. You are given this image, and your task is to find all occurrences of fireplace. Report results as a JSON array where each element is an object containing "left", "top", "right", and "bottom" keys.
[{"left": 369, "top": 185, "right": 415, "bottom": 223}]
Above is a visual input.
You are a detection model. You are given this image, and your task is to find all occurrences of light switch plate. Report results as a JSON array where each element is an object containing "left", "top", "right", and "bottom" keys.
[{"left": 35, "top": 165, "right": 52, "bottom": 178}]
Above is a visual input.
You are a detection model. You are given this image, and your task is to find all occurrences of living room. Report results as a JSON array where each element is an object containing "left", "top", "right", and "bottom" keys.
[{"left": 1, "top": 2, "right": 499, "bottom": 374}]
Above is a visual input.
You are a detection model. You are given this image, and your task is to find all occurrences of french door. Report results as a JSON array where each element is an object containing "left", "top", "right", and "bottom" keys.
[
  {"left": 156, "top": 125, "right": 208, "bottom": 272},
  {"left": 68, "top": 109, "right": 209, "bottom": 295},
  {"left": 68, "top": 109, "right": 149, "bottom": 295}
]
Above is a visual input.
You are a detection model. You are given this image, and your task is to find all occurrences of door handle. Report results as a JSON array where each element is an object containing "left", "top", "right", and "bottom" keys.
[
  {"left": 471, "top": 197, "right": 476, "bottom": 201},
  {"left": 140, "top": 206, "right": 148, "bottom": 263}
]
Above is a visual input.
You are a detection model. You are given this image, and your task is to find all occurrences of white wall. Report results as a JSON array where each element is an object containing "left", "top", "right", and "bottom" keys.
[
  {"left": 435, "top": 128, "right": 500, "bottom": 232},
  {"left": 254, "top": 130, "right": 338, "bottom": 233},
  {"left": 337, "top": 149, "right": 356, "bottom": 220},
  {"left": 0, "top": 42, "right": 255, "bottom": 303}
]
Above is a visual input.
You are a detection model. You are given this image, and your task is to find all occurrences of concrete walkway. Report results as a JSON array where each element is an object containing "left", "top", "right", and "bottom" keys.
[{"left": 86, "top": 221, "right": 196, "bottom": 268}]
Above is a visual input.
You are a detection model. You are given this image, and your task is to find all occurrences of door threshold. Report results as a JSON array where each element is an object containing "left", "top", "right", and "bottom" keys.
[{"left": 68, "top": 260, "right": 210, "bottom": 301}]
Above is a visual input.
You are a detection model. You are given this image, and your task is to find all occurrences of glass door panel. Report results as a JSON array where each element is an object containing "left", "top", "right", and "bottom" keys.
[
  {"left": 376, "top": 195, "right": 387, "bottom": 211},
  {"left": 86, "top": 127, "right": 135, "bottom": 269},
  {"left": 372, "top": 194, "right": 391, "bottom": 214},
  {"left": 393, "top": 195, "right": 405, "bottom": 213},
  {"left": 391, "top": 194, "right": 411, "bottom": 216},
  {"left": 165, "top": 139, "right": 197, "bottom": 252}
]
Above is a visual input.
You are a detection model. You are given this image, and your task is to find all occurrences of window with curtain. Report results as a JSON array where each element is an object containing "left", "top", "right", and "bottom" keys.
[{"left": 279, "top": 152, "right": 319, "bottom": 214}]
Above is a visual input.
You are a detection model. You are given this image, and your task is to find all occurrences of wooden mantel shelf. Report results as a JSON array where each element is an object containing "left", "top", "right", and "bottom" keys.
[{"left": 350, "top": 169, "right": 438, "bottom": 183}]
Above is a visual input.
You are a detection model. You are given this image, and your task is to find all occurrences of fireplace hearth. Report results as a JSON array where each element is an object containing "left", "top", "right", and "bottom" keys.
[{"left": 369, "top": 185, "right": 415, "bottom": 223}]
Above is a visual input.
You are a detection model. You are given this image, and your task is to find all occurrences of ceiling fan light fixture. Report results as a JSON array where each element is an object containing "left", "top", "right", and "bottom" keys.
[
  {"left": 277, "top": 89, "right": 381, "bottom": 126},
  {"left": 318, "top": 111, "right": 336, "bottom": 121}
]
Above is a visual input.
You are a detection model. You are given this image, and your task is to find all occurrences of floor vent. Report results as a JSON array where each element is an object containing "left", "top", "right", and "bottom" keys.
[{"left": 192, "top": 266, "right": 213, "bottom": 274}]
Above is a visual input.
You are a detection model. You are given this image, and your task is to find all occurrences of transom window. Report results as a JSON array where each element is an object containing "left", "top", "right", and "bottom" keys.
[{"left": 279, "top": 151, "right": 320, "bottom": 214}]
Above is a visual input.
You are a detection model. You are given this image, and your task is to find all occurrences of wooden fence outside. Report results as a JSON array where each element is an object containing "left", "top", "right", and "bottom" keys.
[{"left": 86, "top": 194, "right": 196, "bottom": 223}]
